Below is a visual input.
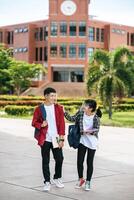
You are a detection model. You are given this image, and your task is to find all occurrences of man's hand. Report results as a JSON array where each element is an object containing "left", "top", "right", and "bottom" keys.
[
  {"left": 41, "top": 120, "right": 48, "bottom": 127},
  {"left": 58, "top": 137, "right": 65, "bottom": 148}
]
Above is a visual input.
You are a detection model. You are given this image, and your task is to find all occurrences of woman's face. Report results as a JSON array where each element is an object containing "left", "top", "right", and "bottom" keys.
[{"left": 83, "top": 104, "right": 93, "bottom": 115}]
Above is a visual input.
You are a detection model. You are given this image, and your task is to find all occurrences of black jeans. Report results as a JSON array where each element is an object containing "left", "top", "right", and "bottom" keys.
[
  {"left": 41, "top": 141, "right": 64, "bottom": 183},
  {"left": 77, "top": 143, "right": 96, "bottom": 181}
]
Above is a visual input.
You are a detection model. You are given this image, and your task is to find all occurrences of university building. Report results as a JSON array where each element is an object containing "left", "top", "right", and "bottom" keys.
[{"left": 0, "top": 0, "right": 134, "bottom": 96}]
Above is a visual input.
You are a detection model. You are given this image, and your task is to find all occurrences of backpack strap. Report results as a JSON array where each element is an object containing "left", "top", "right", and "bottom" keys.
[{"left": 39, "top": 104, "right": 46, "bottom": 120}]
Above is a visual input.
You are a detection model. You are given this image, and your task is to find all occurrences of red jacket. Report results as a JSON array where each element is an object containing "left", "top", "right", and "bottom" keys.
[{"left": 32, "top": 103, "right": 65, "bottom": 146}]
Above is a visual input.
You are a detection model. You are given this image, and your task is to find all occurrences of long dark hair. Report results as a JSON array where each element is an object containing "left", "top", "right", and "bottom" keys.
[{"left": 84, "top": 99, "right": 102, "bottom": 118}]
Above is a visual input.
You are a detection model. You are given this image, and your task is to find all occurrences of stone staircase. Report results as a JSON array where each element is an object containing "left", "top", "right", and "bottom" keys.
[{"left": 22, "top": 82, "right": 87, "bottom": 97}]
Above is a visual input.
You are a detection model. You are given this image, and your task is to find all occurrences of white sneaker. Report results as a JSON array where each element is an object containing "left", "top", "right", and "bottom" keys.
[
  {"left": 84, "top": 181, "right": 91, "bottom": 191},
  {"left": 53, "top": 178, "right": 64, "bottom": 188},
  {"left": 43, "top": 182, "right": 51, "bottom": 191}
]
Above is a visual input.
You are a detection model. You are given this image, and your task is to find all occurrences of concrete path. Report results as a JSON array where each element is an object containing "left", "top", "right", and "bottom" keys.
[{"left": 0, "top": 118, "right": 134, "bottom": 200}]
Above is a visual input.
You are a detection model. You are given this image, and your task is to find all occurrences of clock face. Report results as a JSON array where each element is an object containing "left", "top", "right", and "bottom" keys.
[{"left": 61, "top": 0, "right": 77, "bottom": 16}]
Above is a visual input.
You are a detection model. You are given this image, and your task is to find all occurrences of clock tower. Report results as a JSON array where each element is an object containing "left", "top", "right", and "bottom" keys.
[
  {"left": 48, "top": 0, "right": 90, "bottom": 82},
  {"left": 49, "top": 0, "right": 89, "bottom": 18}
]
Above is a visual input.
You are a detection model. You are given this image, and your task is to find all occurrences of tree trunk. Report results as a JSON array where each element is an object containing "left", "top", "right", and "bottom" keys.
[
  {"left": 16, "top": 85, "right": 21, "bottom": 96},
  {"left": 108, "top": 97, "right": 112, "bottom": 119}
]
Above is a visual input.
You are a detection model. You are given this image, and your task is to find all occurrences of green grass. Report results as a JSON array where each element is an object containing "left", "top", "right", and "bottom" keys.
[
  {"left": 0, "top": 111, "right": 32, "bottom": 119},
  {"left": 101, "top": 111, "right": 134, "bottom": 128},
  {"left": 0, "top": 110, "right": 134, "bottom": 128}
]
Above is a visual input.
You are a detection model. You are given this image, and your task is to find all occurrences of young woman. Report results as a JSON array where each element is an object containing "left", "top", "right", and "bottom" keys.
[{"left": 64, "top": 99, "right": 102, "bottom": 191}]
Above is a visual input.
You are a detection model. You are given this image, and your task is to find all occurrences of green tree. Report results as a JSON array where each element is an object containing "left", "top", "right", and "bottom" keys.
[
  {"left": 9, "top": 60, "right": 46, "bottom": 96},
  {"left": 87, "top": 47, "right": 134, "bottom": 119},
  {"left": 0, "top": 44, "right": 13, "bottom": 94}
]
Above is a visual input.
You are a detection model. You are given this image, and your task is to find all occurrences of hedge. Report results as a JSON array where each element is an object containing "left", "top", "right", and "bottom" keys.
[
  {"left": 4, "top": 105, "right": 80, "bottom": 116},
  {"left": 5, "top": 105, "right": 34, "bottom": 116},
  {"left": 112, "top": 104, "right": 134, "bottom": 111},
  {"left": 3, "top": 104, "right": 134, "bottom": 117},
  {"left": 1, "top": 95, "right": 134, "bottom": 116},
  {"left": 0, "top": 95, "right": 85, "bottom": 102}
]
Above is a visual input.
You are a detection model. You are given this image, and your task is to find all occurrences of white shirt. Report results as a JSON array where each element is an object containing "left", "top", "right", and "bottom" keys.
[
  {"left": 80, "top": 113, "right": 98, "bottom": 150},
  {"left": 44, "top": 104, "right": 58, "bottom": 142}
]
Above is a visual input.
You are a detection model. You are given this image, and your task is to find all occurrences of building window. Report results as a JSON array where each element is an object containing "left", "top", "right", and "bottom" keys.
[
  {"left": 40, "top": 47, "right": 42, "bottom": 61},
  {"left": 14, "top": 48, "right": 18, "bottom": 53},
  {"left": 60, "top": 44, "right": 67, "bottom": 58},
  {"left": 40, "top": 27, "right": 43, "bottom": 41},
  {"left": 51, "top": 22, "right": 58, "bottom": 36},
  {"left": 14, "top": 27, "right": 28, "bottom": 34},
  {"left": 60, "top": 22, "right": 67, "bottom": 36},
  {"left": 7, "top": 31, "right": 14, "bottom": 44},
  {"left": 131, "top": 33, "right": 134, "bottom": 46},
  {"left": 23, "top": 47, "right": 28, "bottom": 52},
  {"left": 69, "top": 44, "right": 76, "bottom": 58},
  {"left": 88, "top": 27, "right": 95, "bottom": 41},
  {"left": 0, "top": 32, "right": 3, "bottom": 42},
  {"left": 14, "top": 29, "right": 19, "bottom": 33},
  {"left": 19, "top": 28, "right": 23, "bottom": 33},
  {"left": 44, "top": 27, "right": 48, "bottom": 40},
  {"left": 71, "top": 71, "right": 84, "bottom": 82},
  {"left": 35, "top": 28, "right": 39, "bottom": 41},
  {"left": 79, "top": 22, "right": 86, "bottom": 36},
  {"left": 18, "top": 48, "right": 23, "bottom": 53},
  {"left": 88, "top": 47, "right": 94, "bottom": 59},
  {"left": 35, "top": 48, "right": 38, "bottom": 61},
  {"left": 23, "top": 27, "right": 28, "bottom": 32},
  {"left": 79, "top": 44, "right": 86, "bottom": 58},
  {"left": 53, "top": 69, "right": 84, "bottom": 82},
  {"left": 14, "top": 47, "right": 28, "bottom": 54},
  {"left": 44, "top": 47, "right": 48, "bottom": 61},
  {"left": 11, "top": 31, "right": 14, "bottom": 44},
  {"left": 101, "top": 28, "right": 104, "bottom": 42},
  {"left": 53, "top": 71, "right": 69, "bottom": 82},
  {"left": 127, "top": 32, "right": 129, "bottom": 46},
  {"left": 112, "top": 28, "right": 126, "bottom": 35},
  {"left": 50, "top": 43, "right": 57, "bottom": 57},
  {"left": 69, "top": 22, "right": 76, "bottom": 36},
  {"left": 96, "top": 28, "right": 100, "bottom": 41},
  {"left": 7, "top": 32, "right": 10, "bottom": 44}
]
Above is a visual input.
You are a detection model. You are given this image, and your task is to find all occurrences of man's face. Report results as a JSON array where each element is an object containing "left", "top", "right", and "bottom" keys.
[{"left": 45, "top": 92, "right": 57, "bottom": 104}]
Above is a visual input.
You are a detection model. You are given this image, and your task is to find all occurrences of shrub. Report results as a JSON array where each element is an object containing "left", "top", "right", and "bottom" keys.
[{"left": 5, "top": 105, "right": 34, "bottom": 116}]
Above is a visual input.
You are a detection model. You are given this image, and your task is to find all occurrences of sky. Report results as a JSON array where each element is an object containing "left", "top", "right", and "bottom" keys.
[{"left": 0, "top": 0, "right": 134, "bottom": 27}]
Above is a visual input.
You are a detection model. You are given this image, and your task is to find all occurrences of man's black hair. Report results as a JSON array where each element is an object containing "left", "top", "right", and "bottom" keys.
[{"left": 44, "top": 87, "right": 56, "bottom": 96}]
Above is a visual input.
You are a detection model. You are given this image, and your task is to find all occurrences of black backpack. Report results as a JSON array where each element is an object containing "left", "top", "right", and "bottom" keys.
[{"left": 68, "top": 122, "right": 80, "bottom": 149}]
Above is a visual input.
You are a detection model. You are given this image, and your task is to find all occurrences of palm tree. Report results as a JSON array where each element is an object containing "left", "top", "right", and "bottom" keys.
[{"left": 87, "top": 47, "right": 134, "bottom": 119}]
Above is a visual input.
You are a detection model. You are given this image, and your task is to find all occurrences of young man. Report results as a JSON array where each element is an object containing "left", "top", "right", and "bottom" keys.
[{"left": 32, "top": 87, "right": 65, "bottom": 192}]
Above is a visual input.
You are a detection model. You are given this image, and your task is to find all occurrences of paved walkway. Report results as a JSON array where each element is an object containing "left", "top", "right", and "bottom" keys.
[{"left": 0, "top": 118, "right": 134, "bottom": 200}]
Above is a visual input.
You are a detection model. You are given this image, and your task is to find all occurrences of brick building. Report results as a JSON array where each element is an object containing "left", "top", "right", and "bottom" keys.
[{"left": 0, "top": 0, "right": 134, "bottom": 96}]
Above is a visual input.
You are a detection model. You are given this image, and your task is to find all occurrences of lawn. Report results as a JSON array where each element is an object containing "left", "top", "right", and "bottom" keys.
[
  {"left": 0, "top": 110, "right": 134, "bottom": 128},
  {"left": 101, "top": 111, "right": 134, "bottom": 128}
]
